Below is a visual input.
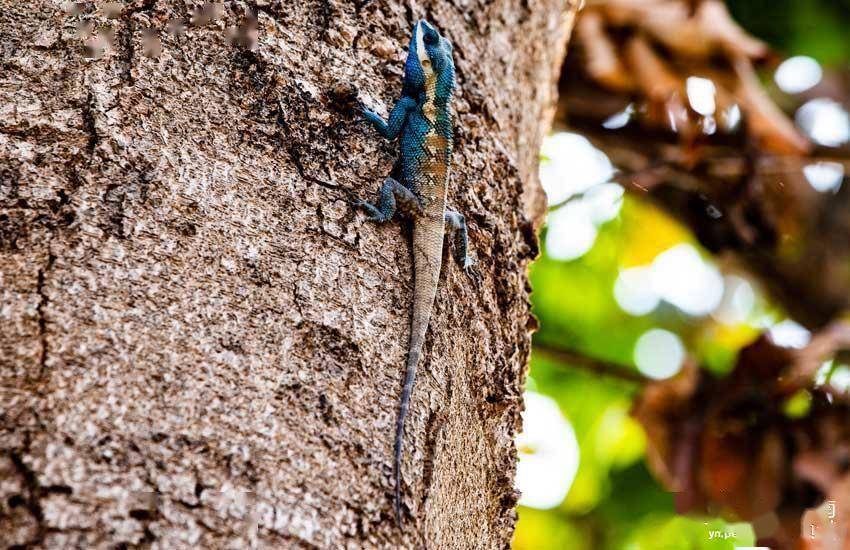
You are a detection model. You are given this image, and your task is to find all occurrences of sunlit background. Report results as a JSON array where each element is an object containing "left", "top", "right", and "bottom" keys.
[{"left": 513, "top": 0, "right": 850, "bottom": 548}]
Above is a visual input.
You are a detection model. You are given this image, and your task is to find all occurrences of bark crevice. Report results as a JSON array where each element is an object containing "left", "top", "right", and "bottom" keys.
[
  {"left": 9, "top": 450, "right": 48, "bottom": 548},
  {"left": 35, "top": 254, "right": 55, "bottom": 381}
]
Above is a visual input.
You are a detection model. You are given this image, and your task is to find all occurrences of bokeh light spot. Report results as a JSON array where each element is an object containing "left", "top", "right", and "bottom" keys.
[
  {"left": 769, "top": 319, "right": 811, "bottom": 349},
  {"left": 540, "top": 133, "right": 615, "bottom": 206},
  {"left": 603, "top": 104, "right": 635, "bottom": 130},
  {"left": 545, "top": 184, "right": 623, "bottom": 262},
  {"left": 686, "top": 77, "right": 717, "bottom": 116},
  {"left": 803, "top": 162, "right": 844, "bottom": 193},
  {"left": 712, "top": 275, "right": 756, "bottom": 325},
  {"left": 828, "top": 366, "right": 850, "bottom": 394},
  {"left": 796, "top": 98, "right": 850, "bottom": 147},
  {"left": 775, "top": 56, "right": 823, "bottom": 94},
  {"left": 516, "top": 391, "right": 580, "bottom": 509},
  {"left": 650, "top": 244, "right": 724, "bottom": 316},
  {"left": 614, "top": 267, "right": 660, "bottom": 316},
  {"left": 546, "top": 204, "right": 598, "bottom": 261},
  {"left": 634, "top": 329, "right": 685, "bottom": 380}
]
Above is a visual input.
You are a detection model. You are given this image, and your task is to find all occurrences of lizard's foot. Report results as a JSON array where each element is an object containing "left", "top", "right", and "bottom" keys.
[
  {"left": 359, "top": 106, "right": 384, "bottom": 127},
  {"left": 353, "top": 199, "right": 387, "bottom": 222},
  {"left": 462, "top": 256, "right": 481, "bottom": 286},
  {"left": 355, "top": 178, "right": 420, "bottom": 223},
  {"left": 445, "top": 210, "right": 478, "bottom": 284}
]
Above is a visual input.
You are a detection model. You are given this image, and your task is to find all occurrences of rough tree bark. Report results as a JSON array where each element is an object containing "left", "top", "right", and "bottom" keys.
[{"left": 0, "top": 1, "right": 577, "bottom": 548}]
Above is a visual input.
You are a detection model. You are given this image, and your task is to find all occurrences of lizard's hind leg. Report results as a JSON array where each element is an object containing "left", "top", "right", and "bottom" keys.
[
  {"left": 445, "top": 210, "right": 477, "bottom": 277},
  {"left": 356, "top": 177, "right": 422, "bottom": 222}
]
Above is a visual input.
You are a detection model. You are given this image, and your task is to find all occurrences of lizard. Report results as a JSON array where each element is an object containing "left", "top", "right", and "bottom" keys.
[{"left": 355, "top": 19, "right": 475, "bottom": 527}]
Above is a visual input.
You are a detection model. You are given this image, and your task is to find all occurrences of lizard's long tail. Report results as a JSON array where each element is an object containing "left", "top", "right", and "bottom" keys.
[{"left": 394, "top": 217, "right": 444, "bottom": 528}]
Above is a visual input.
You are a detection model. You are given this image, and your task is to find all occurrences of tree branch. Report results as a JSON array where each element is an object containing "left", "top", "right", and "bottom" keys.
[{"left": 534, "top": 344, "right": 650, "bottom": 384}]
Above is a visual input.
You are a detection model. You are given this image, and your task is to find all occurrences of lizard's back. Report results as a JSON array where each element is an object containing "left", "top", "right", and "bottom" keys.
[{"left": 399, "top": 76, "right": 453, "bottom": 222}]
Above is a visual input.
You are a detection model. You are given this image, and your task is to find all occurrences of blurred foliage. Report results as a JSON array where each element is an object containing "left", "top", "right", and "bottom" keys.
[
  {"left": 516, "top": 197, "right": 765, "bottom": 548},
  {"left": 535, "top": 198, "right": 691, "bottom": 366},
  {"left": 728, "top": 0, "right": 850, "bottom": 64},
  {"left": 514, "top": 2, "right": 849, "bottom": 548}
]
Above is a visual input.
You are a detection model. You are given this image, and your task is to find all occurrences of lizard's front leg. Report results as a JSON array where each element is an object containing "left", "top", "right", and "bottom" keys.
[
  {"left": 361, "top": 96, "right": 415, "bottom": 140},
  {"left": 445, "top": 210, "right": 477, "bottom": 277},
  {"left": 356, "top": 177, "right": 422, "bottom": 222}
]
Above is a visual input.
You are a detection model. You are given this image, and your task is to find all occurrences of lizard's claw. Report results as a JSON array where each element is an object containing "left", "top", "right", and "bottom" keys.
[
  {"left": 353, "top": 198, "right": 386, "bottom": 222},
  {"left": 359, "top": 105, "right": 391, "bottom": 135},
  {"left": 352, "top": 103, "right": 371, "bottom": 125},
  {"left": 352, "top": 198, "right": 368, "bottom": 212},
  {"left": 359, "top": 105, "right": 381, "bottom": 125},
  {"left": 462, "top": 257, "right": 481, "bottom": 286}
]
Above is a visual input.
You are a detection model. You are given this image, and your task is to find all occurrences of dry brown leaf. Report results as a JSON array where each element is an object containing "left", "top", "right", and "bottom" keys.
[
  {"left": 623, "top": 35, "right": 699, "bottom": 141},
  {"left": 632, "top": 361, "right": 700, "bottom": 491},
  {"left": 633, "top": 331, "right": 850, "bottom": 547},
  {"left": 576, "top": 10, "right": 634, "bottom": 92},
  {"left": 624, "top": 34, "right": 681, "bottom": 101},
  {"left": 698, "top": 0, "right": 769, "bottom": 59},
  {"left": 700, "top": 428, "right": 785, "bottom": 519},
  {"left": 573, "top": 0, "right": 805, "bottom": 157},
  {"left": 597, "top": 0, "right": 767, "bottom": 60},
  {"left": 732, "top": 56, "right": 811, "bottom": 155}
]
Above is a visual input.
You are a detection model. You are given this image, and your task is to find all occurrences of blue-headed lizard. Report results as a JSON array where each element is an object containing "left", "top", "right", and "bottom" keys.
[{"left": 356, "top": 20, "right": 475, "bottom": 527}]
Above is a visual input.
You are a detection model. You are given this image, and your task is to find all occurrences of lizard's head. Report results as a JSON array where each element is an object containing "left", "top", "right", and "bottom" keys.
[{"left": 404, "top": 20, "right": 454, "bottom": 90}]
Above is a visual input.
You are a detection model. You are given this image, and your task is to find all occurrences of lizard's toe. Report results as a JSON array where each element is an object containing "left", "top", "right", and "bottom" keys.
[
  {"left": 462, "top": 258, "right": 481, "bottom": 286},
  {"left": 359, "top": 106, "right": 379, "bottom": 122},
  {"left": 353, "top": 200, "right": 386, "bottom": 222}
]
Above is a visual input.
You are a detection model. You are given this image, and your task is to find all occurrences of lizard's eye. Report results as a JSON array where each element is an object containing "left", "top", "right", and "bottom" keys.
[{"left": 423, "top": 32, "right": 437, "bottom": 46}]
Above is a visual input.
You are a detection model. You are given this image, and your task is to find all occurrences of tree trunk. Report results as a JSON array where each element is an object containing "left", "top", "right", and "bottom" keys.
[{"left": 0, "top": 1, "right": 577, "bottom": 547}]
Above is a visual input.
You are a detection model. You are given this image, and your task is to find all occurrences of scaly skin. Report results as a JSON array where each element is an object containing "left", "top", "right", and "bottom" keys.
[{"left": 356, "top": 20, "right": 475, "bottom": 528}]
